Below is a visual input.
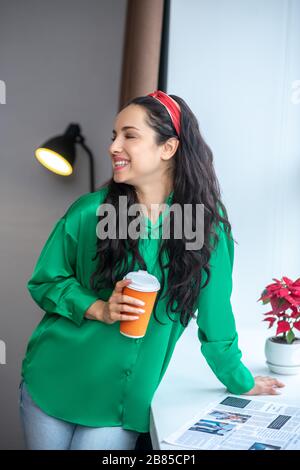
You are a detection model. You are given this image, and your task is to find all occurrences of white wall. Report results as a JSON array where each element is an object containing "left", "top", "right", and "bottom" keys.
[{"left": 167, "top": 0, "right": 300, "bottom": 330}]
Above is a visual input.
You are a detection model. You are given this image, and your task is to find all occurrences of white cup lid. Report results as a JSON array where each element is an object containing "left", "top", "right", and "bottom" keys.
[{"left": 123, "top": 270, "right": 160, "bottom": 292}]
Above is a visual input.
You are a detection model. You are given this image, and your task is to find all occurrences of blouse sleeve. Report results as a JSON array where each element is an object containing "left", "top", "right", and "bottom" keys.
[
  {"left": 27, "top": 210, "right": 100, "bottom": 328},
  {"left": 196, "top": 222, "right": 255, "bottom": 394}
]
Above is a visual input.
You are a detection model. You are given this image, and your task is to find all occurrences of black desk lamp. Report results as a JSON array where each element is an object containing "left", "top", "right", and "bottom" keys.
[{"left": 35, "top": 123, "right": 95, "bottom": 192}]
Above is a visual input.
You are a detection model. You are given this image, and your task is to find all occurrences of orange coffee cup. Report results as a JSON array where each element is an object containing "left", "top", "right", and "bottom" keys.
[{"left": 120, "top": 270, "right": 160, "bottom": 338}]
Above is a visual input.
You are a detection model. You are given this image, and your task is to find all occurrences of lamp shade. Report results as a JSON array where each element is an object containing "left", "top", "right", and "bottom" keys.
[
  {"left": 35, "top": 124, "right": 80, "bottom": 176},
  {"left": 34, "top": 123, "right": 95, "bottom": 192}
]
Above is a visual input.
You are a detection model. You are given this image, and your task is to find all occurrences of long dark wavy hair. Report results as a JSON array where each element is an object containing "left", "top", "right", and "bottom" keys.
[{"left": 90, "top": 94, "right": 235, "bottom": 328}]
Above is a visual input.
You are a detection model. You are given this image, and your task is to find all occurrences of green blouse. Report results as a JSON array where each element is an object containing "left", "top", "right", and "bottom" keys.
[{"left": 21, "top": 186, "right": 255, "bottom": 433}]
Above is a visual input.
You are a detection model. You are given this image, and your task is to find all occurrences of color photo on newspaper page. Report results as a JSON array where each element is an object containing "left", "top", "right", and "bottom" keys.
[{"left": 163, "top": 396, "right": 300, "bottom": 450}]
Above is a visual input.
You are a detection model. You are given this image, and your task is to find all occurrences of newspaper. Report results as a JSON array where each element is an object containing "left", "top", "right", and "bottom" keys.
[{"left": 163, "top": 395, "right": 300, "bottom": 450}]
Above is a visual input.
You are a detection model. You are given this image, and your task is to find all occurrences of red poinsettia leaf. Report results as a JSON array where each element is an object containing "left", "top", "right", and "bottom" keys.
[
  {"left": 290, "top": 287, "right": 300, "bottom": 294},
  {"left": 276, "top": 320, "right": 291, "bottom": 335},
  {"left": 266, "top": 279, "right": 281, "bottom": 287},
  {"left": 284, "top": 294, "right": 299, "bottom": 307},
  {"left": 263, "top": 317, "right": 277, "bottom": 328},
  {"left": 289, "top": 296, "right": 300, "bottom": 306},
  {"left": 270, "top": 297, "right": 284, "bottom": 314},
  {"left": 290, "top": 307, "right": 300, "bottom": 318},
  {"left": 293, "top": 320, "right": 300, "bottom": 331},
  {"left": 277, "top": 298, "right": 290, "bottom": 310},
  {"left": 267, "top": 285, "right": 280, "bottom": 292},
  {"left": 271, "top": 298, "right": 291, "bottom": 314},
  {"left": 257, "top": 289, "right": 270, "bottom": 302},
  {"left": 293, "top": 277, "right": 300, "bottom": 287},
  {"left": 291, "top": 313, "right": 299, "bottom": 319},
  {"left": 270, "top": 297, "right": 278, "bottom": 308},
  {"left": 278, "top": 287, "right": 290, "bottom": 297},
  {"left": 289, "top": 292, "right": 300, "bottom": 300},
  {"left": 282, "top": 276, "right": 293, "bottom": 286},
  {"left": 259, "top": 295, "right": 271, "bottom": 304},
  {"left": 257, "top": 294, "right": 267, "bottom": 301}
]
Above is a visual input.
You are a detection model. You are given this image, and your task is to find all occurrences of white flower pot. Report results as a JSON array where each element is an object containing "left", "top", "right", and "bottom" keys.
[{"left": 265, "top": 337, "right": 300, "bottom": 375}]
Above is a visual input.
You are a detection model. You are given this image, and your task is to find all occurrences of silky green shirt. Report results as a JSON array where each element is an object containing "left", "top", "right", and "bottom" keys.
[{"left": 21, "top": 186, "right": 255, "bottom": 433}]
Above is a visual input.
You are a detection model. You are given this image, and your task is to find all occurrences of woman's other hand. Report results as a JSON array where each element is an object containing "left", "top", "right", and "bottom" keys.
[{"left": 243, "top": 376, "right": 285, "bottom": 395}]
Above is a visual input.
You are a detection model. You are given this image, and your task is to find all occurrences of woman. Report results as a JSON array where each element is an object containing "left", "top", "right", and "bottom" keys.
[{"left": 19, "top": 90, "right": 284, "bottom": 450}]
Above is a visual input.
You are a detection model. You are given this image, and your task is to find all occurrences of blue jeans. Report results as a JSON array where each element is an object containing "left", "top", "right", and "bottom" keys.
[{"left": 18, "top": 380, "right": 140, "bottom": 450}]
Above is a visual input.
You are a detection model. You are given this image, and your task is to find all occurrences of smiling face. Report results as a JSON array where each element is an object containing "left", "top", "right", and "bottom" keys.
[{"left": 109, "top": 104, "right": 178, "bottom": 187}]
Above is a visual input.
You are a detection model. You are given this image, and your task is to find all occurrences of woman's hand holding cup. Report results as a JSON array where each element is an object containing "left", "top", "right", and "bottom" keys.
[
  {"left": 103, "top": 279, "right": 146, "bottom": 324},
  {"left": 85, "top": 279, "right": 145, "bottom": 324}
]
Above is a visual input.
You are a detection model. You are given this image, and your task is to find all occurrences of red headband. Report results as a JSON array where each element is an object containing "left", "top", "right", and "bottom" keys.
[{"left": 147, "top": 90, "right": 181, "bottom": 137}]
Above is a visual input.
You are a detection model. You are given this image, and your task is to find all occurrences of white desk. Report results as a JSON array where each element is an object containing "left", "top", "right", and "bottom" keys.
[{"left": 150, "top": 321, "right": 300, "bottom": 450}]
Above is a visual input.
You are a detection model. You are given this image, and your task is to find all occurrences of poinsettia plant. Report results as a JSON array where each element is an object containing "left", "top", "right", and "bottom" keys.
[{"left": 258, "top": 276, "right": 300, "bottom": 344}]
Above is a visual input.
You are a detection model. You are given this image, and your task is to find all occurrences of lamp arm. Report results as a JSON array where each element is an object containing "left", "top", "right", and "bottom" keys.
[{"left": 77, "top": 137, "right": 95, "bottom": 193}]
